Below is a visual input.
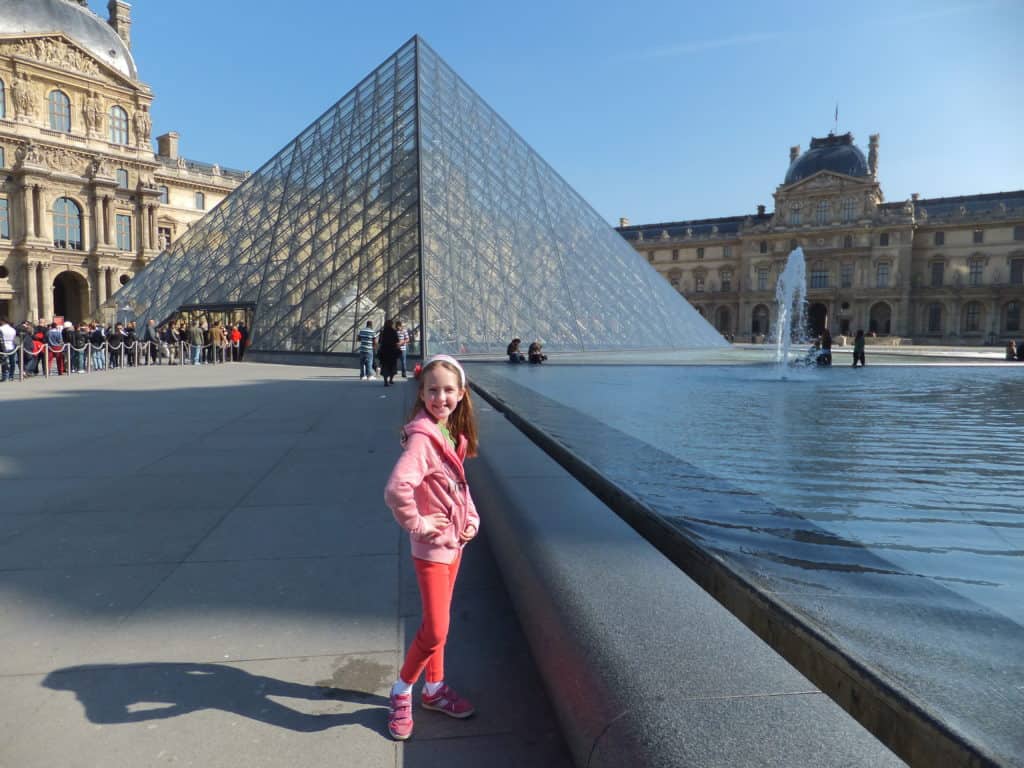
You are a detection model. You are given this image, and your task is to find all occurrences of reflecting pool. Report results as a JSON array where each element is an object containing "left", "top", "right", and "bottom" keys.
[{"left": 469, "top": 362, "right": 1024, "bottom": 764}]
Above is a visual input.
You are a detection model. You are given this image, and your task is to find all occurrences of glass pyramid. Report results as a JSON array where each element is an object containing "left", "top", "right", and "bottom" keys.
[{"left": 116, "top": 36, "right": 726, "bottom": 356}]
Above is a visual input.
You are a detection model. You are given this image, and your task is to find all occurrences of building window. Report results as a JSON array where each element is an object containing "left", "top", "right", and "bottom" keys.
[
  {"left": 52, "top": 197, "right": 82, "bottom": 250},
  {"left": 1014, "top": 225, "right": 1024, "bottom": 241},
  {"left": 696, "top": 247, "right": 704, "bottom": 260},
  {"left": 752, "top": 304, "right": 770, "bottom": 335},
  {"left": 0, "top": 78, "right": 5, "bottom": 119},
  {"left": 815, "top": 200, "right": 829, "bottom": 225},
  {"left": 108, "top": 105, "right": 129, "bottom": 145},
  {"left": 879, "top": 232, "right": 890, "bottom": 246},
  {"left": 0, "top": 198, "right": 8, "bottom": 239},
  {"left": 158, "top": 226, "right": 172, "bottom": 250},
  {"left": 116, "top": 169, "right": 129, "bottom": 189},
  {"left": 695, "top": 276, "right": 705, "bottom": 293},
  {"left": 934, "top": 231, "right": 945, "bottom": 246},
  {"left": 930, "top": 262, "right": 944, "bottom": 287},
  {"left": 116, "top": 214, "right": 132, "bottom": 251},
  {"left": 876, "top": 263, "right": 890, "bottom": 288},
  {"left": 0, "top": 146, "right": 5, "bottom": 168},
  {"left": 671, "top": 249, "right": 679, "bottom": 261},
  {"left": 964, "top": 302, "right": 981, "bottom": 332},
  {"left": 721, "top": 271, "right": 732, "bottom": 291},
  {"left": 759, "top": 240, "right": 768, "bottom": 254},
  {"left": 969, "top": 260, "right": 983, "bottom": 286},
  {"left": 722, "top": 245, "right": 732, "bottom": 258},
  {"left": 973, "top": 229, "right": 984, "bottom": 244},
  {"left": 928, "top": 303, "right": 943, "bottom": 333},
  {"left": 757, "top": 268, "right": 769, "bottom": 291},
  {"left": 48, "top": 90, "right": 72, "bottom": 132},
  {"left": 1011, "top": 259, "right": 1024, "bottom": 285},
  {"left": 810, "top": 266, "right": 828, "bottom": 289},
  {"left": 1006, "top": 301, "right": 1021, "bottom": 333},
  {"left": 158, "top": 185, "right": 169, "bottom": 204},
  {"left": 841, "top": 198, "right": 856, "bottom": 223},
  {"left": 789, "top": 203, "right": 801, "bottom": 226},
  {"left": 195, "top": 191, "right": 206, "bottom": 210},
  {"left": 840, "top": 263, "right": 854, "bottom": 288},
  {"left": 843, "top": 235, "right": 853, "bottom": 248}
]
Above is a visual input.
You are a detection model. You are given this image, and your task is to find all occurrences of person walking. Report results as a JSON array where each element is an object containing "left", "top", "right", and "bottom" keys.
[
  {"left": 383, "top": 355, "right": 481, "bottom": 741},
  {"left": 189, "top": 321, "right": 205, "bottom": 365},
  {"left": 378, "top": 318, "right": 401, "bottom": 386},
  {"left": 357, "top": 320, "right": 377, "bottom": 380},
  {"left": 0, "top": 317, "right": 16, "bottom": 382},
  {"left": 852, "top": 329, "right": 866, "bottom": 368},
  {"left": 396, "top": 320, "right": 410, "bottom": 378}
]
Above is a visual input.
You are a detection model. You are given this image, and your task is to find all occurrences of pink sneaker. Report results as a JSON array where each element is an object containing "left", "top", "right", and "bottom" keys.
[
  {"left": 387, "top": 692, "right": 414, "bottom": 740},
  {"left": 421, "top": 684, "right": 475, "bottom": 719}
]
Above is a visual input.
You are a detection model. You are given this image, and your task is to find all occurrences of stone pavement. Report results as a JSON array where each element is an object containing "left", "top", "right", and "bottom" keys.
[{"left": 0, "top": 363, "right": 571, "bottom": 768}]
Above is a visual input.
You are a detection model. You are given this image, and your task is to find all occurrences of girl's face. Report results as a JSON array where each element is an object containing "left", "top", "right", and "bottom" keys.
[{"left": 421, "top": 365, "right": 464, "bottom": 425}]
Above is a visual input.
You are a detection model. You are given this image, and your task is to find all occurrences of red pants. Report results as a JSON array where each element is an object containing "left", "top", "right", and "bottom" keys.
[
  {"left": 400, "top": 552, "right": 462, "bottom": 684},
  {"left": 48, "top": 347, "right": 65, "bottom": 375}
]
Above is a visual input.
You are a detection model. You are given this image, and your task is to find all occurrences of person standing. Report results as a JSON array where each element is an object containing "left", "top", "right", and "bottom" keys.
[
  {"left": 0, "top": 317, "right": 16, "bottom": 382},
  {"left": 89, "top": 323, "right": 106, "bottom": 371},
  {"left": 46, "top": 322, "right": 66, "bottom": 375},
  {"left": 377, "top": 319, "right": 401, "bottom": 386},
  {"left": 383, "top": 355, "right": 480, "bottom": 740},
  {"left": 357, "top": 320, "right": 377, "bottom": 380},
  {"left": 852, "top": 329, "right": 866, "bottom": 368},
  {"left": 189, "top": 321, "right": 205, "bottom": 365},
  {"left": 108, "top": 323, "right": 125, "bottom": 369},
  {"left": 396, "top": 321, "right": 410, "bottom": 378},
  {"left": 141, "top": 319, "right": 160, "bottom": 365},
  {"left": 820, "top": 328, "right": 833, "bottom": 367}
]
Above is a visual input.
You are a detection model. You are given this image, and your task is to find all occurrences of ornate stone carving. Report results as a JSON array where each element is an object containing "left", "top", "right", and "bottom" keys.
[
  {"left": 211, "top": 163, "right": 222, "bottom": 176},
  {"left": 11, "top": 73, "right": 37, "bottom": 118},
  {"left": 84, "top": 91, "right": 103, "bottom": 134},
  {"left": 30, "top": 36, "right": 102, "bottom": 76},
  {"left": 46, "top": 146, "right": 81, "bottom": 174},
  {"left": 133, "top": 108, "right": 152, "bottom": 144},
  {"left": 660, "top": 229, "right": 669, "bottom": 240},
  {"left": 14, "top": 141, "right": 45, "bottom": 166},
  {"left": 89, "top": 157, "right": 113, "bottom": 178}
]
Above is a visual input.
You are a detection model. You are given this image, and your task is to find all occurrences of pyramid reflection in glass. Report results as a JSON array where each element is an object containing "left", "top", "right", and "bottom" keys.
[{"left": 116, "top": 36, "right": 726, "bottom": 355}]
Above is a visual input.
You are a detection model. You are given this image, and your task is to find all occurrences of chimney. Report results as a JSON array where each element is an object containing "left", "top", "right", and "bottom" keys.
[
  {"left": 868, "top": 134, "right": 879, "bottom": 177},
  {"left": 107, "top": 0, "right": 132, "bottom": 48},
  {"left": 789, "top": 145, "right": 800, "bottom": 163},
  {"left": 156, "top": 132, "right": 179, "bottom": 160},
  {"left": 757, "top": 204, "right": 766, "bottom": 216},
  {"left": 618, "top": 217, "right": 630, "bottom": 228},
  {"left": 911, "top": 193, "right": 920, "bottom": 201}
]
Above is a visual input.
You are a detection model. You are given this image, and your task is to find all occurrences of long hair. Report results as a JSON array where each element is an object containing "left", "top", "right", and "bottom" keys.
[{"left": 408, "top": 359, "right": 479, "bottom": 457}]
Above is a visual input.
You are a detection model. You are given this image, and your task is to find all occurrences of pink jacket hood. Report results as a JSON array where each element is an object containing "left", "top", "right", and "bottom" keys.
[{"left": 384, "top": 411, "right": 480, "bottom": 564}]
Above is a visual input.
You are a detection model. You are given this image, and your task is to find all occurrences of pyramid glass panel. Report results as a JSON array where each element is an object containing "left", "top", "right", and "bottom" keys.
[{"left": 116, "top": 36, "right": 725, "bottom": 357}]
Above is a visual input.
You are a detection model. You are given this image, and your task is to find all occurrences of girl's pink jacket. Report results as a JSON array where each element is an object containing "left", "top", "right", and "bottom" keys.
[{"left": 384, "top": 411, "right": 480, "bottom": 564}]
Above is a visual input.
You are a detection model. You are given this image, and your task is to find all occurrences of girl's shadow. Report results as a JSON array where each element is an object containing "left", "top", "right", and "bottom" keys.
[{"left": 43, "top": 662, "right": 389, "bottom": 733}]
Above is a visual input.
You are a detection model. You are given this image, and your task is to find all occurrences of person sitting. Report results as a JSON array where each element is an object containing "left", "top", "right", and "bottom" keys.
[
  {"left": 506, "top": 338, "right": 525, "bottom": 363},
  {"left": 1007, "top": 340, "right": 1017, "bottom": 361},
  {"left": 528, "top": 340, "right": 547, "bottom": 364}
]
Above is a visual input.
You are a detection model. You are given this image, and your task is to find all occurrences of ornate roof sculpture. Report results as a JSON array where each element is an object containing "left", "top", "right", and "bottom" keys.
[
  {"left": 115, "top": 36, "right": 726, "bottom": 356},
  {"left": 0, "top": 0, "right": 137, "bottom": 80}
]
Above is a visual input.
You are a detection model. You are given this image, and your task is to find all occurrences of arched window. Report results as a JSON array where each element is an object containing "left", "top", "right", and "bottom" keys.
[
  {"left": 108, "top": 105, "right": 129, "bottom": 144},
  {"left": 869, "top": 302, "right": 891, "bottom": 335},
  {"left": 927, "top": 303, "right": 943, "bottom": 334},
  {"left": 48, "top": 90, "right": 71, "bottom": 132},
  {"left": 815, "top": 200, "right": 830, "bottom": 225},
  {"left": 0, "top": 78, "right": 6, "bottom": 119},
  {"left": 1006, "top": 301, "right": 1021, "bottom": 333},
  {"left": 53, "top": 197, "right": 83, "bottom": 250},
  {"left": 752, "top": 304, "right": 770, "bottom": 335}
]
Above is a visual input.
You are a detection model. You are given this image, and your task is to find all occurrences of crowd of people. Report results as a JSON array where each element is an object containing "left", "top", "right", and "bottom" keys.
[
  {"left": 357, "top": 318, "right": 413, "bottom": 385},
  {"left": 0, "top": 315, "right": 249, "bottom": 382},
  {"left": 506, "top": 338, "right": 547, "bottom": 364}
]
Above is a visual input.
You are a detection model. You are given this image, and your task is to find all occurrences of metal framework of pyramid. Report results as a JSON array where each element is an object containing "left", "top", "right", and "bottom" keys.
[{"left": 116, "top": 36, "right": 726, "bottom": 357}]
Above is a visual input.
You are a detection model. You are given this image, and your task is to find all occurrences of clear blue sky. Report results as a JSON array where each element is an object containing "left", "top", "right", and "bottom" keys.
[{"left": 118, "top": 0, "right": 1021, "bottom": 225}]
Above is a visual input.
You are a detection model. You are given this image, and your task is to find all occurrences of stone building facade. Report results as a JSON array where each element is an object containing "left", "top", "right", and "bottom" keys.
[
  {"left": 0, "top": 0, "right": 245, "bottom": 324},
  {"left": 618, "top": 133, "right": 1024, "bottom": 345}
]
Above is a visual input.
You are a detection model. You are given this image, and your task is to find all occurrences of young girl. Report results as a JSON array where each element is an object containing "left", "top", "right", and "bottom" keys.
[{"left": 383, "top": 354, "right": 480, "bottom": 740}]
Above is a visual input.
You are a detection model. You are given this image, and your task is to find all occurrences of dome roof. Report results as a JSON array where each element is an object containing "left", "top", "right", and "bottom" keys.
[
  {"left": 784, "top": 133, "right": 868, "bottom": 185},
  {"left": 0, "top": 0, "right": 137, "bottom": 80}
]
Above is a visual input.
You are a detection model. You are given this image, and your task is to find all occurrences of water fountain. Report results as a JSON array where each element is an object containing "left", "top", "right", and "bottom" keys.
[{"left": 774, "top": 246, "right": 807, "bottom": 366}]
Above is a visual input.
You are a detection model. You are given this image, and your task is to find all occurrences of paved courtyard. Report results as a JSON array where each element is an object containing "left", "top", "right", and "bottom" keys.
[{"left": 0, "top": 363, "right": 570, "bottom": 768}]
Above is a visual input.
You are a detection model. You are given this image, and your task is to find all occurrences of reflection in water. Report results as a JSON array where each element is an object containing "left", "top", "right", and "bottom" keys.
[{"left": 470, "top": 363, "right": 1024, "bottom": 764}]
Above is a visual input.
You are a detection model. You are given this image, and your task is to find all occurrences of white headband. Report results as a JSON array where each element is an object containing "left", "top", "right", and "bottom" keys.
[{"left": 425, "top": 354, "right": 466, "bottom": 388}]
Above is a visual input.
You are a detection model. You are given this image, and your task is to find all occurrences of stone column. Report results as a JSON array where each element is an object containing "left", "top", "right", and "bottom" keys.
[
  {"left": 32, "top": 186, "right": 42, "bottom": 239},
  {"left": 40, "top": 263, "right": 53, "bottom": 321},
  {"left": 26, "top": 261, "right": 39, "bottom": 321},
  {"left": 148, "top": 206, "right": 157, "bottom": 252},
  {"left": 97, "top": 266, "right": 108, "bottom": 307},
  {"left": 105, "top": 196, "right": 115, "bottom": 247}
]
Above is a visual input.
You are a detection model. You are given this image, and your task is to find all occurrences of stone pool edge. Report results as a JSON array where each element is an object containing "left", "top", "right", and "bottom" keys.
[{"left": 469, "top": 380, "right": 1003, "bottom": 768}]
